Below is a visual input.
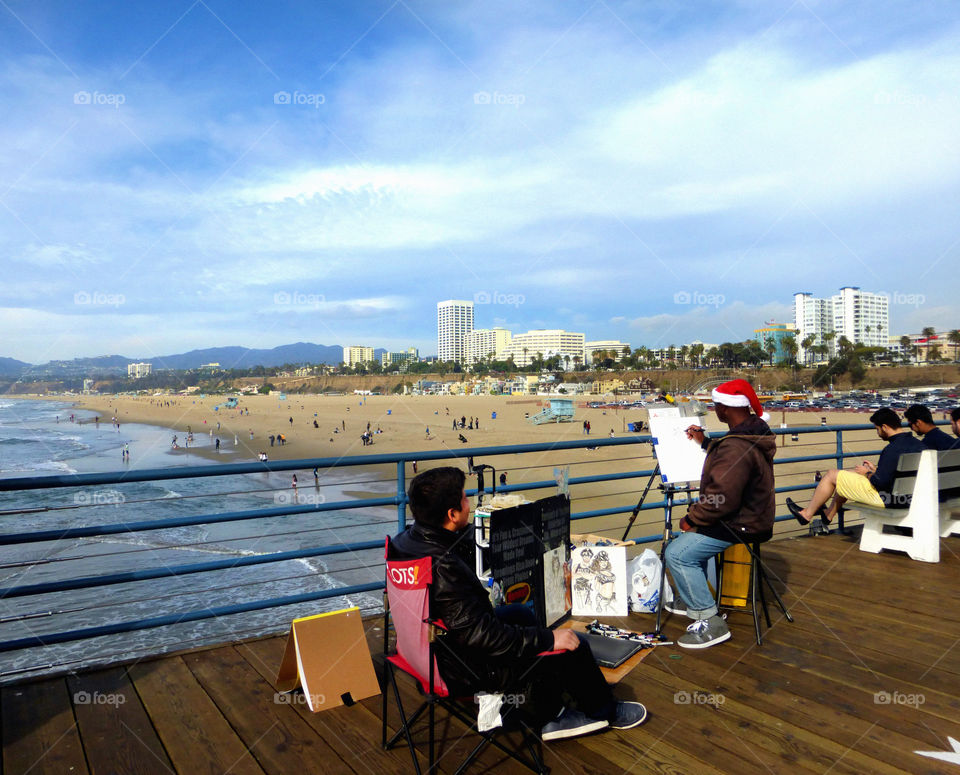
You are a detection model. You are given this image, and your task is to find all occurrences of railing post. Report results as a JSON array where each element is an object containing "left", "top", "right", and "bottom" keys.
[
  {"left": 835, "top": 429, "right": 846, "bottom": 533},
  {"left": 397, "top": 460, "right": 407, "bottom": 530}
]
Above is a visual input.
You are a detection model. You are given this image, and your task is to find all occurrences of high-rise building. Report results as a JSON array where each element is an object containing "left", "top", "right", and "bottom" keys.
[
  {"left": 437, "top": 300, "right": 474, "bottom": 363},
  {"left": 344, "top": 346, "right": 375, "bottom": 367},
  {"left": 467, "top": 328, "right": 511, "bottom": 365},
  {"left": 793, "top": 288, "right": 888, "bottom": 363},
  {"left": 831, "top": 286, "right": 888, "bottom": 350}
]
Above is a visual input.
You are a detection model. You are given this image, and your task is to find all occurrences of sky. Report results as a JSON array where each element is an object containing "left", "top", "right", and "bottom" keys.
[{"left": 2, "top": 0, "right": 959, "bottom": 363}]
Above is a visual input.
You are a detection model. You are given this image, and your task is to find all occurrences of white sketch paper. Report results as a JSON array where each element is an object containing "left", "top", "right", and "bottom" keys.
[
  {"left": 648, "top": 413, "right": 707, "bottom": 484},
  {"left": 542, "top": 545, "right": 570, "bottom": 627},
  {"left": 571, "top": 545, "right": 628, "bottom": 617}
]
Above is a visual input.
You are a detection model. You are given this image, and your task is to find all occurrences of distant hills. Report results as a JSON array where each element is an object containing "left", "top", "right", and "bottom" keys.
[
  {"left": 0, "top": 357, "right": 32, "bottom": 378},
  {"left": 0, "top": 342, "right": 353, "bottom": 379}
]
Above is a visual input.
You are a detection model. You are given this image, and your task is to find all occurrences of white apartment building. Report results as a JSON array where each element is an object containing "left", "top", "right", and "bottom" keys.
[
  {"left": 467, "top": 328, "right": 512, "bottom": 365},
  {"left": 585, "top": 340, "right": 630, "bottom": 363},
  {"left": 437, "top": 300, "right": 474, "bottom": 363},
  {"left": 832, "top": 286, "right": 888, "bottom": 349},
  {"left": 793, "top": 288, "right": 888, "bottom": 362},
  {"left": 127, "top": 362, "right": 152, "bottom": 378},
  {"left": 381, "top": 347, "right": 419, "bottom": 369},
  {"left": 498, "top": 329, "right": 585, "bottom": 368},
  {"left": 344, "top": 346, "right": 375, "bottom": 367}
]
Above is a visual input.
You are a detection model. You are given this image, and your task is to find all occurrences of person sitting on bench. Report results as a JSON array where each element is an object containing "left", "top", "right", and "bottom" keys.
[
  {"left": 787, "top": 408, "right": 925, "bottom": 526},
  {"left": 905, "top": 404, "right": 960, "bottom": 450}
]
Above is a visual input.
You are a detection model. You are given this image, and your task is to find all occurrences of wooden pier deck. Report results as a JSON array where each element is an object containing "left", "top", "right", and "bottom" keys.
[{"left": 3, "top": 531, "right": 960, "bottom": 775}]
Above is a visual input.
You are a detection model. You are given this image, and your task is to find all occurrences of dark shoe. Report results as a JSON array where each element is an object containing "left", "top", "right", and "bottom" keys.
[
  {"left": 786, "top": 497, "right": 810, "bottom": 526},
  {"left": 663, "top": 598, "right": 687, "bottom": 616},
  {"left": 608, "top": 701, "right": 648, "bottom": 730},
  {"left": 541, "top": 708, "right": 609, "bottom": 741},
  {"left": 677, "top": 615, "right": 731, "bottom": 649}
]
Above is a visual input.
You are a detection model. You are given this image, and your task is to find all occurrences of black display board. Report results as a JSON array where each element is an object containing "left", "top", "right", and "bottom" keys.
[{"left": 488, "top": 495, "right": 571, "bottom": 627}]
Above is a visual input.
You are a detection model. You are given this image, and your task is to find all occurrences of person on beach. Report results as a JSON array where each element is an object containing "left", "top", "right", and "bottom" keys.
[
  {"left": 787, "top": 408, "right": 925, "bottom": 526},
  {"left": 952, "top": 408, "right": 960, "bottom": 438},
  {"left": 665, "top": 379, "right": 776, "bottom": 649},
  {"left": 390, "top": 467, "right": 648, "bottom": 740},
  {"left": 904, "top": 404, "right": 960, "bottom": 450}
]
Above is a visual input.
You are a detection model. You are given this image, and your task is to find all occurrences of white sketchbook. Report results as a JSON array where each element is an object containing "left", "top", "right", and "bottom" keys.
[{"left": 648, "top": 413, "right": 707, "bottom": 485}]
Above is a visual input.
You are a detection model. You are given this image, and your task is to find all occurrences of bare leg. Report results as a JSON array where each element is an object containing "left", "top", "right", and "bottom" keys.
[
  {"left": 800, "top": 469, "right": 839, "bottom": 520},
  {"left": 823, "top": 494, "right": 846, "bottom": 523}
]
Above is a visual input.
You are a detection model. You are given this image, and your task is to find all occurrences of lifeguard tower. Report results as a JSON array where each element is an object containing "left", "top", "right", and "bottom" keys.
[{"left": 527, "top": 398, "right": 575, "bottom": 424}]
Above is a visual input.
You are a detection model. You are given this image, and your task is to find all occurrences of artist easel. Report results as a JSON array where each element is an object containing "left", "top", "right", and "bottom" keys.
[
  {"left": 642, "top": 404, "right": 709, "bottom": 637},
  {"left": 653, "top": 479, "right": 698, "bottom": 636}
]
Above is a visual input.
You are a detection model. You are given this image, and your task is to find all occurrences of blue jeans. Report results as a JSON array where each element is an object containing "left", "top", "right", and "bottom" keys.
[{"left": 664, "top": 531, "right": 732, "bottom": 620}]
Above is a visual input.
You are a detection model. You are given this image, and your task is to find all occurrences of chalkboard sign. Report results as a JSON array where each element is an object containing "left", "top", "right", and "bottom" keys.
[{"left": 488, "top": 495, "right": 572, "bottom": 627}]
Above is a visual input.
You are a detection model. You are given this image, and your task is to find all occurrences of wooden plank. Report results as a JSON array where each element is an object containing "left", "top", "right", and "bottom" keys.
[
  {"left": 2, "top": 676, "right": 88, "bottom": 775},
  {"left": 67, "top": 667, "right": 173, "bottom": 775},
  {"left": 184, "top": 644, "right": 355, "bottom": 775},
  {"left": 238, "top": 636, "right": 413, "bottom": 775},
  {"left": 647, "top": 639, "right": 945, "bottom": 774},
  {"left": 129, "top": 656, "right": 265, "bottom": 775}
]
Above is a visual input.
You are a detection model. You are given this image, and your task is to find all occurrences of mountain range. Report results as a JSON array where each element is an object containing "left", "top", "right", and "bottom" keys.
[{"left": 0, "top": 343, "right": 357, "bottom": 378}]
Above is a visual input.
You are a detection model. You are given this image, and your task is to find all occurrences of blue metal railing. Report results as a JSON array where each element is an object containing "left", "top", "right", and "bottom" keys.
[{"left": 0, "top": 424, "right": 890, "bottom": 665}]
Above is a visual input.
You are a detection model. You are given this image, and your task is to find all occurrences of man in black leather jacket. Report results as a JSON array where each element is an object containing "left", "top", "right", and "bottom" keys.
[{"left": 390, "top": 466, "right": 648, "bottom": 741}]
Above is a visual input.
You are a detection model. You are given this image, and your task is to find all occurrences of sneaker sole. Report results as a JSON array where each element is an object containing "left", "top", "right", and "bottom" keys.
[
  {"left": 542, "top": 719, "right": 609, "bottom": 741},
  {"left": 677, "top": 631, "right": 731, "bottom": 649}
]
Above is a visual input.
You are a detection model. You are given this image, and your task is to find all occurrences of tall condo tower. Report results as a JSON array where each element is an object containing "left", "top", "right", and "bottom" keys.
[{"left": 437, "top": 300, "right": 474, "bottom": 364}]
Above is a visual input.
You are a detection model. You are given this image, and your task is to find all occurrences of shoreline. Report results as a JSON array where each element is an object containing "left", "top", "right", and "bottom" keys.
[{"left": 4, "top": 392, "right": 893, "bottom": 542}]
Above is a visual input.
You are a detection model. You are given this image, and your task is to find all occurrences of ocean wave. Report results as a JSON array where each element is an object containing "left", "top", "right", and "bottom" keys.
[{"left": 0, "top": 460, "right": 78, "bottom": 475}]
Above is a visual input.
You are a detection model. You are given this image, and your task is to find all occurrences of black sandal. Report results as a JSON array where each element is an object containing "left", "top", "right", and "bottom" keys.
[{"left": 786, "top": 497, "right": 811, "bottom": 526}]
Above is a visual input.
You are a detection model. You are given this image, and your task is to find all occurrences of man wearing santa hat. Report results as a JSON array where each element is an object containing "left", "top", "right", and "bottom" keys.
[{"left": 664, "top": 379, "right": 777, "bottom": 649}]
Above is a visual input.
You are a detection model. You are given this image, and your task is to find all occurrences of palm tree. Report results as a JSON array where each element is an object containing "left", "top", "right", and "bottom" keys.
[
  {"left": 801, "top": 335, "right": 816, "bottom": 366},
  {"left": 950, "top": 329, "right": 960, "bottom": 363},
  {"left": 899, "top": 335, "right": 913, "bottom": 365},
  {"left": 921, "top": 327, "right": 937, "bottom": 364}
]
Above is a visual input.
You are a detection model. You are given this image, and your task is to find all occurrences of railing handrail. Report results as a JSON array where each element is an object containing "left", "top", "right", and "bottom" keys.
[{"left": 0, "top": 422, "right": 893, "bottom": 666}]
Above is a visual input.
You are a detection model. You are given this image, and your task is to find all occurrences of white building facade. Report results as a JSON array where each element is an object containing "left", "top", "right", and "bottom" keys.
[
  {"left": 344, "top": 346, "right": 375, "bottom": 367},
  {"left": 498, "top": 329, "right": 585, "bottom": 368},
  {"left": 127, "top": 362, "right": 152, "bottom": 378},
  {"left": 793, "top": 288, "right": 888, "bottom": 362},
  {"left": 467, "top": 328, "right": 512, "bottom": 365},
  {"left": 437, "top": 300, "right": 474, "bottom": 364}
]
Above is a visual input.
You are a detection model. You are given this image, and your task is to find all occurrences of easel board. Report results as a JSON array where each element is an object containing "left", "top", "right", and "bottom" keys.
[
  {"left": 275, "top": 606, "right": 380, "bottom": 712},
  {"left": 648, "top": 410, "right": 707, "bottom": 484}
]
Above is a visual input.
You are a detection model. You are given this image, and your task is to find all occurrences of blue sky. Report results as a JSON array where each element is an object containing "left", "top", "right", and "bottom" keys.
[{"left": 2, "top": 0, "right": 958, "bottom": 362}]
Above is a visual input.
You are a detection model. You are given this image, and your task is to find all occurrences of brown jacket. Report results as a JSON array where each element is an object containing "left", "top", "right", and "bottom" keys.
[{"left": 683, "top": 415, "right": 777, "bottom": 542}]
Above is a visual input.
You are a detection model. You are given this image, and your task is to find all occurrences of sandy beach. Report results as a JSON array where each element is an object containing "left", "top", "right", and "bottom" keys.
[{"left": 58, "top": 392, "right": 888, "bottom": 543}]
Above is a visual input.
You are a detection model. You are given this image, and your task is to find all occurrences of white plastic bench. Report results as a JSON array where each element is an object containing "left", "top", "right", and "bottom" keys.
[{"left": 850, "top": 449, "right": 960, "bottom": 563}]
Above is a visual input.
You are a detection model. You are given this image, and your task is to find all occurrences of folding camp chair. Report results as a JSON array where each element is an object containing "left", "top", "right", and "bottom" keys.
[{"left": 380, "top": 537, "right": 548, "bottom": 775}]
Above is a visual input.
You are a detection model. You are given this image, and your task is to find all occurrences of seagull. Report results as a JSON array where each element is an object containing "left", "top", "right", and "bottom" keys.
[{"left": 915, "top": 736, "right": 960, "bottom": 766}]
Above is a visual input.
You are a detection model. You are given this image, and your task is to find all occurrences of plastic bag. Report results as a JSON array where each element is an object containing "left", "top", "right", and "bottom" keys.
[{"left": 628, "top": 549, "right": 674, "bottom": 613}]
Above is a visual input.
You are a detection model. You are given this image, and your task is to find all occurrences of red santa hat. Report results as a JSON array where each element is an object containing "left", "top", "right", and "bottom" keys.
[{"left": 711, "top": 379, "right": 770, "bottom": 422}]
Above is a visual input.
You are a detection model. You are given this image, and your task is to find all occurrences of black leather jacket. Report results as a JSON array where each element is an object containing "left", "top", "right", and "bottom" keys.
[{"left": 390, "top": 521, "right": 554, "bottom": 693}]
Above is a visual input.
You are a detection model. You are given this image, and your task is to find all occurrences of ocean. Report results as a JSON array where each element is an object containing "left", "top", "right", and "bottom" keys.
[{"left": 0, "top": 399, "right": 390, "bottom": 682}]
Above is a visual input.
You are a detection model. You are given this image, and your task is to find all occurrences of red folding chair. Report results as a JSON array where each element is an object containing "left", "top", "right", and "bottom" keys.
[{"left": 380, "top": 537, "right": 548, "bottom": 774}]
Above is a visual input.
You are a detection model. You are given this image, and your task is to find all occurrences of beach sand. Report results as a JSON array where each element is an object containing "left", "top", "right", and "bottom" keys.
[{"left": 63, "top": 392, "right": 885, "bottom": 544}]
